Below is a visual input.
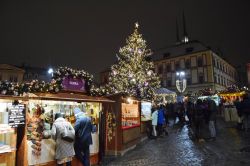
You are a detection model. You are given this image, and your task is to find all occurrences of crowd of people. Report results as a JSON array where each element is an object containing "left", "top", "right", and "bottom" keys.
[{"left": 149, "top": 93, "right": 250, "bottom": 142}]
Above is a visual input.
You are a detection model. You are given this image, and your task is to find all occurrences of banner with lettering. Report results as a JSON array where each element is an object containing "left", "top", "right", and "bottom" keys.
[{"left": 62, "top": 77, "right": 86, "bottom": 92}]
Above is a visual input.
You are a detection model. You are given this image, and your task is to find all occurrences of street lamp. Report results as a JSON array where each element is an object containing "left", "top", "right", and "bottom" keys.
[
  {"left": 176, "top": 71, "right": 186, "bottom": 93},
  {"left": 48, "top": 68, "right": 54, "bottom": 77}
]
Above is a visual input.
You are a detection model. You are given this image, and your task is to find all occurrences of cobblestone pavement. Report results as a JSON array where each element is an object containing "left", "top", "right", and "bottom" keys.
[{"left": 101, "top": 118, "right": 250, "bottom": 166}]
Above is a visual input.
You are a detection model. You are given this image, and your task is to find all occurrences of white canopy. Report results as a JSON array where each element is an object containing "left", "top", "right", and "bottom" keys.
[{"left": 154, "top": 88, "right": 176, "bottom": 95}]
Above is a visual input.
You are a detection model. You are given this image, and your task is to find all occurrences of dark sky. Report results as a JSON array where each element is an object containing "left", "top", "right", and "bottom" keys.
[{"left": 1, "top": 0, "right": 250, "bottom": 79}]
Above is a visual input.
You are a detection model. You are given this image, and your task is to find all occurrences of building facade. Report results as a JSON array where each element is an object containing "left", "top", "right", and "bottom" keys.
[
  {"left": 152, "top": 41, "right": 237, "bottom": 95},
  {"left": 0, "top": 64, "right": 25, "bottom": 82},
  {"left": 247, "top": 63, "right": 250, "bottom": 88},
  {"left": 20, "top": 65, "right": 51, "bottom": 82}
]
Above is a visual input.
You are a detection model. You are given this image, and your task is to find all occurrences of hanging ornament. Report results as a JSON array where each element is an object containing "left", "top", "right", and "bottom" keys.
[{"left": 147, "top": 70, "right": 152, "bottom": 76}]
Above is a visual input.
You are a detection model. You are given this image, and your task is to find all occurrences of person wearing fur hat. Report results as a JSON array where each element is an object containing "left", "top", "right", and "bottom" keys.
[{"left": 73, "top": 108, "right": 93, "bottom": 166}]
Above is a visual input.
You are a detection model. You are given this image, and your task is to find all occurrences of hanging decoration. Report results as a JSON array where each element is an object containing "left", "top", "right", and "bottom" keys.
[
  {"left": 0, "top": 67, "right": 94, "bottom": 96},
  {"left": 176, "top": 79, "right": 187, "bottom": 93}
]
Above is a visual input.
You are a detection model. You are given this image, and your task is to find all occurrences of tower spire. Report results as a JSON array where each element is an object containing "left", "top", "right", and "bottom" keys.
[
  {"left": 182, "top": 11, "right": 189, "bottom": 43},
  {"left": 176, "top": 18, "right": 180, "bottom": 43}
]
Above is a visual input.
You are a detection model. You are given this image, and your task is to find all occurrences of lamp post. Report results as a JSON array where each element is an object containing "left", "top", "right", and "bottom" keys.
[
  {"left": 48, "top": 68, "right": 54, "bottom": 77},
  {"left": 176, "top": 71, "right": 186, "bottom": 94}
]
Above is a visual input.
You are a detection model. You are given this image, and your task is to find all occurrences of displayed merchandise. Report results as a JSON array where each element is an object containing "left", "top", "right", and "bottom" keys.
[
  {"left": 26, "top": 99, "right": 102, "bottom": 165},
  {"left": 121, "top": 102, "right": 140, "bottom": 129}
]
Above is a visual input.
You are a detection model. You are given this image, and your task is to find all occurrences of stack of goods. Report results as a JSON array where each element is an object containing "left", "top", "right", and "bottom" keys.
[
  {"left": 41, "top": 110, "right": 53, "bottom": 139},
  {"left": 27, "top": 105, "right": 44, "bottom": 157}
]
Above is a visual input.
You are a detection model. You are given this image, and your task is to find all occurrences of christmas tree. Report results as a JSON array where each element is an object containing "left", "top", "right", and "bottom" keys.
[{"left": 106, "top": 22, "right": 160, "bottom": 100}]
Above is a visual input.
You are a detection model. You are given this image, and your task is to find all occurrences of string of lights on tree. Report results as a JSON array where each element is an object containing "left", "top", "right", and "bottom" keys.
[{"left": 96, "top": 22, "right": 160, "bottom": 100}]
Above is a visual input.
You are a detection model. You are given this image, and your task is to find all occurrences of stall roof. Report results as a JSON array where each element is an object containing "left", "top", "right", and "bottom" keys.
[
  {"left": 27, "top": 93, "right": 115, "bottom": 103},
  {"left": 154, "top": 88, "right": 176, "bottom": 95}
]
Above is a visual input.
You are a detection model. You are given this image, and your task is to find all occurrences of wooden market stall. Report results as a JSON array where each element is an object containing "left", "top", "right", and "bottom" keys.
[
  {"left": 16, "top": 92, "right": 114, "bottom": 166},
  {"left": 0, "top": 95, "right": 27, "bottom": 166},
  {"left": 105, "top": 94, "right": 142, "bottom": 156},
  {"left": 218, "top": 91, "right": 245, "bottom": 122}
]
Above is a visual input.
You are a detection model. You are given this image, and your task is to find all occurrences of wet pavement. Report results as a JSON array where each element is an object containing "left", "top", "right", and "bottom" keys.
[{"left": 101, "top": 118, "right": 250, "bottom": 166}]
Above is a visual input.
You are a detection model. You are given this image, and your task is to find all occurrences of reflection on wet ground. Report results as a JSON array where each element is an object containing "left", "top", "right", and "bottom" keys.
[{"left": 102, "top": 118, "right": 250, "bottom": 166}]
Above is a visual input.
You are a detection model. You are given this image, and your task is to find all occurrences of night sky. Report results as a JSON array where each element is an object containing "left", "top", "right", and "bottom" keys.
[{"left": 1, "top": 0, "right": 250, "bottom": 79}]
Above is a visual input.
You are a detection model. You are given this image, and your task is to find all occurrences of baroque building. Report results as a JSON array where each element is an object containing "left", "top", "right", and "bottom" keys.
[
  {"left": 0, "top": 64, "right": 25, "bottom": 82},
  {"left": 152, "top": 41, "right": 237, "bottom": 95},
  {"left": 151, "top": 14, "right": 237, "bottom": 95}
]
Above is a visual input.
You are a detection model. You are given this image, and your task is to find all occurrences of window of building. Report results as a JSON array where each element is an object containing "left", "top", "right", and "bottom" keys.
[
  {"left": 214, "top": 76, "right": 217, "bottom": 83},
  {"left": 175, "top": 61, "right": 180, "bottom": 70},
  {"left": 187, "top": 77, "right": 191, "bottom": 85},
  {"left": 185, "top": 59, "right": 191, "bottom": 69},
  {"left": 28, "top": 73, "right": 32, "bottom": 79},
  {"left": 167, "top": 80, "right": 172, "bottom": 87},
  {"left": 160, "top": 80, "right": 164, "bottom": 87},
  {"left": 9, "top": 76, "right": 13, "bottom": 82},
  {"left": 166, "top": 64, "right": 171, "bottom": 72},
  {"left": 185, "top": 47, "right": 194, "bottom": 53},
  {"left": 163, "top": 52, "right": 170, "bottom": 58},
  {"left": 158, "top": 64, "right": 163, "bottom": 74},
  {"left": 197, "top": 56, "right": 203, "bottom": 67},
  {"left": 198, "top": 75, "right": 204, "bottom": 84},
  {"left": 13, "top": 76, "right": 18, "bottom": 82}
]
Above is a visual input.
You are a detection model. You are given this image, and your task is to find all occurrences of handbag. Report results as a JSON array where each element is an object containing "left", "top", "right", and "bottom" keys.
[{"left": 61, "top": 124, "right": 75, "bottom": 143}]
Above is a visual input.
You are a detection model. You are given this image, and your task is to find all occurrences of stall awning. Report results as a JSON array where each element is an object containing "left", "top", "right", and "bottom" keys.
[
  {"left": 154, "top": 88, "right": 176, "bottom": 95},
  {"left": 27, "top": 93, "right": 115, "bottom": 103},
  {"left": 218, "top": 91, "right": 245, "bottom": 97}
]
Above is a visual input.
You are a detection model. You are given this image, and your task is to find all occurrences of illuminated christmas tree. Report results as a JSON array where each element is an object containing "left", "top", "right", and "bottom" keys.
[{"left": 107, "top": 23, "right": 160, "bottom": 100}]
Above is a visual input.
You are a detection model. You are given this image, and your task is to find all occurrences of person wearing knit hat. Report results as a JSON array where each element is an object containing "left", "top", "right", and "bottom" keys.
[{"left": 74, "top": 107, "right": 92, "bottom": 166}]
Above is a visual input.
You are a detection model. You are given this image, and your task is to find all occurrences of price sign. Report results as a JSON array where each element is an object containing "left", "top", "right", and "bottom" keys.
[{"left": 8, "top": 104, "right": 26, "bottom": 128}]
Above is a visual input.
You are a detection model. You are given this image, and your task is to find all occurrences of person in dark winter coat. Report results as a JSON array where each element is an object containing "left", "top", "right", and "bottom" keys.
[
  {"left": 207, "top": 98, "right": 217, "bottom": 141},
  {"left": 194, "top": 99, "right": 205, "bottom": 141},
  {"left": 51, "top": 113, "right": 75, "bottom": 166},
  {"left": 235, "top": 97, "right": 243, "bottom": 130},
  {"left": 241, "top": 94, "right": 250, "bottom": 131},
  {"left": 157, "top": 105, "right": 165, "bottom": 136},
  {"left": 74, "top": 108, "right": 93, "bottom": 166}
]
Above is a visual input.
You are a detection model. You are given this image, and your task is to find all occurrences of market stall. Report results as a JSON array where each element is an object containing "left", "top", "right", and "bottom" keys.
[
  {"left": 15, "top": 92, "right": 114, "bottom": 166},
  {"left": 154, "top": 88, "right": 177, "bottom": 104},
  {"left": 198, "top": 94, "right": 221, "bottom": 106},
  {"left": 0, "top": 67, "right": 115, "bottom": 165},
  {"left": 218, "top": 91, "right": 245, "bottom": 122},
  {"left": 0, "top": 96, "right": 26, "bottom": 166},
  {"left": 105, "top": 94, "right": 141, "bottom": 156}
]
